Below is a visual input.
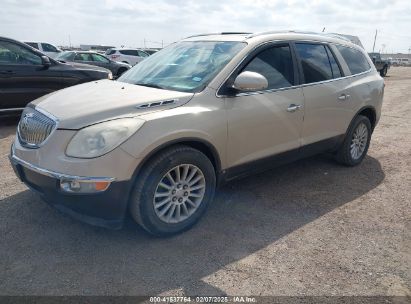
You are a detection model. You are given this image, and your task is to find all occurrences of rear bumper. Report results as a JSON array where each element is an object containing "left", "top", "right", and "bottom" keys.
[{"left": 9, "top": 152, "right": 132, "bottom": 230}]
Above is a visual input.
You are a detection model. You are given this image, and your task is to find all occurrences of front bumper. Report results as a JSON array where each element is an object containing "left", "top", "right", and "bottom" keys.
[{"left": 10, "top": 153, "right": 132, "bottom": 229}]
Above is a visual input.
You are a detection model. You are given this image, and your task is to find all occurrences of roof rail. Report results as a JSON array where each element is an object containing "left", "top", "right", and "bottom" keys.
[
  {"left": 185, "top": 32, "right": 252, "bottom": 39},
  {"left": 246, "top": 30, "right": 354, "bottom": 43},
  {"left": 246, "top": 30, "right": 324, "bottom": 38}
]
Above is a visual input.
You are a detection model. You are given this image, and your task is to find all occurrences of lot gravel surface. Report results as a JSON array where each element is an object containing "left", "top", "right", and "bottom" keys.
[{"left": 0, "top": 67, "right": 410, "bottom": 297}]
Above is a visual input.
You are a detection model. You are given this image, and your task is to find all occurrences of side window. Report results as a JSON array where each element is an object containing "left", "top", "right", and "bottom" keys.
[
  {"left": 295, "top": 43, "right": 333, "bottom": 84},
  {"left": 75, "top": 53, "right": 93, "bottom": 61},
  {"left": 138, "top": 50, "right": 149, "bottom": 57},
  {"left": 41, "top": 43, "right": 58, "bottom": 52},
  {"left": 336, "top": 45, "right": 371, "bottom": 75},
  {"left": 325, "top": 46, "right": 342, "bottom": 78},
  {"left": 25, "top": 42, "right": 39, "bottom": 50},
  {"left": 241, "top": 45, "right": 294, "bottom": 90},
  {"left": 0, "top": 41, "right": 42, "bottom": 65},
  {"left": 91, "top": 54, "right": 109, "bottom": 63},
  {"left": 119, "top": 50, "right": 129, "bottom": 56}
]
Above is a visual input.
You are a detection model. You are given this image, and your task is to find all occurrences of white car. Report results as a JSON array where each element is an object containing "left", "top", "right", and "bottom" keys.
[
  {"left": 105, "top": 48, "right": 149, "bottom": 65},
  {"left": 24, "top": 41, "right": 62, "bottom": 58}
]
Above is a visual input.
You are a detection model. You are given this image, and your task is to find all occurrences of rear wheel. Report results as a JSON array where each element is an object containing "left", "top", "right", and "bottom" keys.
[
  {"left": 335, "top": 115, "right": 371, "bottom": 166},
  {"left": 380, "top": 66, "right": 388, "bottom": 77},
  {"left": 129, "top": 145, "right": 216, "bottom": 236}
]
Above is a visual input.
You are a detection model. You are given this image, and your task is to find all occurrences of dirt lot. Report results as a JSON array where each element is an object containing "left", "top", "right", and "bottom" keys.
[{"left": 0, "top": 68, "right": 410, "bottom": 297}]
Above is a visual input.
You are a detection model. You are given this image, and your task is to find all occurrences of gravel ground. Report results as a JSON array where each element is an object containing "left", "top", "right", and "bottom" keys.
[{"left": 0, "top": 67, "right": 410, "bottom": 297}]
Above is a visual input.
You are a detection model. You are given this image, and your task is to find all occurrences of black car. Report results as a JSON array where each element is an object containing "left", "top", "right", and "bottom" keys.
[
  {"left": 56, "top": 51, "right": 131, "bottom": 78},
  {"left": 0, "top": 37, "right": 112, "bottom": 115}
]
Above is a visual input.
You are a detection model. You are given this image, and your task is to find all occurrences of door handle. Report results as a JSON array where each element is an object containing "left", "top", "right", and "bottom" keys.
[
  {"left": 338, "top": 93, "right": 350, "bottom": 101},
  {"left": 287, "top": 104, "right": 302, "bottom": 112}
]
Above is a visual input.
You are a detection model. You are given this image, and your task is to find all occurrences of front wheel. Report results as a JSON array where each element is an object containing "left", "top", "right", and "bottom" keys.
[
  {"left": 129, "top": 145, "right": 216, "bottom": 236},
  {"left": 335, "top": 115, "right": 372, "bottom": 166}
]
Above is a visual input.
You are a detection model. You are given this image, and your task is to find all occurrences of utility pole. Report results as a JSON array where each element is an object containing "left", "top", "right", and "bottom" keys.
[
  {"left": 372, "top": 29, "right": 377, "bottom": 53},
  {"left": 69, "top": 35, "right": 72, "bottom": 48}
]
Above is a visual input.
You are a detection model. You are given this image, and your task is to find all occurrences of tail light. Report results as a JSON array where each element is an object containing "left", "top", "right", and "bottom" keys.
[{"left": 111, "top": 55, "right": 120, "bottom": 59}]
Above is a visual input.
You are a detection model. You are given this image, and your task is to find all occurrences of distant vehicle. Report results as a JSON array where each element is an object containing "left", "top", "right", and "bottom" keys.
[
  {"left": 24, "top": 41, "right": 62, "bottom": 58},
  {"left": 398, "top": 58, "right": 410, "bottom": 66},
  {"left": 0, "top": 36, "right": 112, "bottom": 115},
  {"left": 105, "top": 48, "right": 149, "bottom": 65},
  {"left": 368, "top": 52, "right": 390, "bottom": 77},
  {"left": 56, "top": 51, "right": 131, "bottom": 77}
]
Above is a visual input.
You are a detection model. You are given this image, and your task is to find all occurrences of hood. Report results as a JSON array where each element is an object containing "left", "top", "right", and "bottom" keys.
[
  {"left": 60, "top": 61, "right": 110, "bottom": 73},
  {"left": 32, "top": 80, "right": 194, "bottom": 129},
  {"left": 115, "top": 61, "right": 132, "bottom": 68}
]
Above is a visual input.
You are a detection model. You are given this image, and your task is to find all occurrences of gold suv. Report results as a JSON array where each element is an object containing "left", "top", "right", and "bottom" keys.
[{"left": 10, "top": 31, "right": 384, "bottom": 235}]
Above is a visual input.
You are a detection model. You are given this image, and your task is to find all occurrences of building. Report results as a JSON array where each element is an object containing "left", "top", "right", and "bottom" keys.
[{"left": 79, "top": 44, "right": 115, "bottom": 51}]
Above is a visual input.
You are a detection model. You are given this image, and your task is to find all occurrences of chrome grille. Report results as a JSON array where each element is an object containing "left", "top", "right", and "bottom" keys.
[{"left": 18, "top": 108, "right": 56, "bottom": 148}]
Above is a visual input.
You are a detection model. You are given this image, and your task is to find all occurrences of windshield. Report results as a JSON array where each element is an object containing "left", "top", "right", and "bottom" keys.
[{"left": 117, "top": 41, "right": 246, "bottom": 93}]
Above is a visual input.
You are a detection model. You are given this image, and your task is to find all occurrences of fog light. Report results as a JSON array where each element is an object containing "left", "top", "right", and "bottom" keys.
[{"left": 60, "top": 179, "right": 111, "bottom": 193}]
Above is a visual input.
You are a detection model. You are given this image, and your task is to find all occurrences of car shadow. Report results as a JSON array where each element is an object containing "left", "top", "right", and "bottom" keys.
[
  {"left": 0, "top": 155, "right": 385, "bottom": 295},
  {"left": 0, "top": 117, "right": 19, "bottom": 140}
]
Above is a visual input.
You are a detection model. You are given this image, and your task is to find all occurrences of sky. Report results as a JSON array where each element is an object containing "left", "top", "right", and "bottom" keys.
[{"left": 1, "top": 0, "right": 410, "bottom": 53}]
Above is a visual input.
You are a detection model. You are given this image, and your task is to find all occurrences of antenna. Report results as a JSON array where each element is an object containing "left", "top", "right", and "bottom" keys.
[{"left": 372, "top": 29, "right": 377, "bottom": 52}]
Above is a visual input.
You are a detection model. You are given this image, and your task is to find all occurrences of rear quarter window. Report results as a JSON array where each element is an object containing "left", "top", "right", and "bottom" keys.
[{"left": 336, "top": 45, "right": 371, "bottom": 75}]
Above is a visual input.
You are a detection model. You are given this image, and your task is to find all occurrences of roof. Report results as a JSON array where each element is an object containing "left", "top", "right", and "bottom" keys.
[{"left": 183, "top": 30, "right": 359, "bottom": 49}]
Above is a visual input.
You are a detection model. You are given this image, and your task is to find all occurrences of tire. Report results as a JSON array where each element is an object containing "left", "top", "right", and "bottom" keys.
[
  {"left": 335, "top": 115, "right": 372, "bottom": 166},
  {"left": 380, "top": 66, "right": 387, "bottom": 77},
  {"left": 117, "top": 67, "right": 128, "bottom": 77},
  {"left": 129, "top": 145, "right": 216, "bottom": 236}
]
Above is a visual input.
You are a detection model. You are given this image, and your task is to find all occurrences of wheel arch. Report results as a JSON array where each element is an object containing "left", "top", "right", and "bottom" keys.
[
  {"left": 345, "top": 106, "right": 377, "bottom": 137},
  {"left": 130, "top": 137, "right": 222, "bottom": 185}
]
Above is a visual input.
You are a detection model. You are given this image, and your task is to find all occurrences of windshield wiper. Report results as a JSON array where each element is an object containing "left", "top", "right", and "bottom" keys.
[{"left": 135, "top": 82, "right": 165, "bottom": 90}]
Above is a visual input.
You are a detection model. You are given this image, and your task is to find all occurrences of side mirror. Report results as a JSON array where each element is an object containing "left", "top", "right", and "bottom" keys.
[
  {"left": 41, "top": 56, "right": 51, "bottom": 67},
  {"left": 233, "top": 71, "right": 268, "bottom": 92}
]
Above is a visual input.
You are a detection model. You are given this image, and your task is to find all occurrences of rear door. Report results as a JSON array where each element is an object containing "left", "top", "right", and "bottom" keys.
[
  {"left": 74, "top": 53, "right": 94, "bottom": 66},
  {"left": 225, "top": 43, "right": 304, "bottom": 169},
  {"left": 90, "top": 53, "right": 112, "bottom": 70},
  {"left": 0, "top": 40, "right": 62, "bottom": 110},
  {"left": 294, "top": 42, "right": 352, "bottom": 149}
]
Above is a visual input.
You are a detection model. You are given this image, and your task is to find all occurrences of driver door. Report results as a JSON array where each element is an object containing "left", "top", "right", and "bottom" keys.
[{"left": 225, "top": 43, "right": 304, "bottom": 170}]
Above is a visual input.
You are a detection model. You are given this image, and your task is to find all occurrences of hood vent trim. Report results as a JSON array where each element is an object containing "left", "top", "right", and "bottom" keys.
[{"left": 136, "top": 99, "right": 177, "bottom": 109}]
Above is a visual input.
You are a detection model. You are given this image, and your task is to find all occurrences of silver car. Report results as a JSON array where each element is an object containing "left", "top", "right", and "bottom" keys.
[{"left": 10, "top": 31, "right": 384, "bottom": 236}]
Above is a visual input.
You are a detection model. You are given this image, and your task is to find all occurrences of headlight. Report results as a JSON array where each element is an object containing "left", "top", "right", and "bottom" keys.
[
  {"left": 66, "top": 118, "right": 144, "bottom": 158},
  {"left": 108, "top": 72, "right": 113, "bottom": 80}
]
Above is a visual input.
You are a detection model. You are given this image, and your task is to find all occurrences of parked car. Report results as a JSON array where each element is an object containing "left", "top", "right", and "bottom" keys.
[
  {"left": 143, "top": 49, "right": 159, "bottom": 55},
  {"left": 398, "top": 58, "right": 410, "bottom": 66},
  {"left": 0, "top": 37, "right": 112, "bottom": 115},
  {"left": 105, "top": 48, "right": 149, "bottom": 65},
  {"left": 389, "top": 58, "right": 400, "bottom": 66},
  {"left": 10, "top": 31, "right": 384, "bottom": 236},
  {"left": 24, "top": 41, "right": 62, "bottom": 58},
  {"left": 368, "top": 52, "right": 390, "bottom": 76},
  {"left": 56, "top": 51, "right": 131, "bottom": 77}
]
